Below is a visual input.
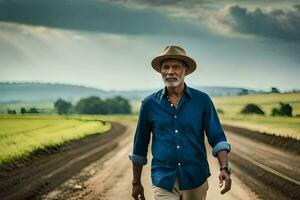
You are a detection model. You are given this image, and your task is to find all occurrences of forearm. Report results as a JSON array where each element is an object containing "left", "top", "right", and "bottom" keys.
[
  {"left": 132, "top": 163, "right": 143, "bottom": 183},
  {"left": 217, "top": 150, "right": 229, "bottom": 167}
]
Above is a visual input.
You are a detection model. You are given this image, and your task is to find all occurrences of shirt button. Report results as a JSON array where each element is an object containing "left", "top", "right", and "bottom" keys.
[
  {"left": 170, "top": 104, "right": 173, "bottom": 107},
  {"left": 177, "top": 145, "right": 180, "bottom": 149},
  {"left": 174, "top": 115, "right": 177, "bottom": 118},
  {"left": 175, "top": 130, "right": 178, "bottom": 133},
  {"left": 178, "top": 162, "right": 181, "bottom": 166}
]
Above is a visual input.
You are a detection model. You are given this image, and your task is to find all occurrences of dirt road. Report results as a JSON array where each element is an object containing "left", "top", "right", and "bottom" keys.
[
  {"left": 1, "top": 120, "right": 298, "bottom": 199},
  {"left": 41, "top": 121, "right": 258, "bottom": 200}
]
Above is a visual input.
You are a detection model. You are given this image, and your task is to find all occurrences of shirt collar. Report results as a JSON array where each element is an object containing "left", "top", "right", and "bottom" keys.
[{"left": 159, "top": 82, "right": 192, "bottom": 103}]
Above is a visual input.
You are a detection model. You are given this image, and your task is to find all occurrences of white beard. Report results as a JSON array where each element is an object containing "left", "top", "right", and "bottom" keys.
[
  {"left": 163, "top": 76, "right": 184, "bottom": 88},
  {"left": 164, "top": 80, "right": 181, "bottom": 88}
]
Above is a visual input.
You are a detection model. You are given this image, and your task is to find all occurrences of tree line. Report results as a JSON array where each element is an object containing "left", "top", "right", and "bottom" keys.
[
  {"left": 5, "top": 95, "right": 132, "bottom": 115},
  {"left": 54, "top": 95, "right": 132, "bottom": 115}
]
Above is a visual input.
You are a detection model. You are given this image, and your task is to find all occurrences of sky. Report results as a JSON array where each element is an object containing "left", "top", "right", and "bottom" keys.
[{"left": 0, "top": 0, "right": 299, "bottom": 91}]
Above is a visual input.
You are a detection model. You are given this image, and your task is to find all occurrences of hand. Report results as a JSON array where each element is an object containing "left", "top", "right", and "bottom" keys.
[
  {"left": 132, "top": 183, "right": 145, "bottom": 200},
  {"left": 219, "top": 170, "right": 232, "bottom": 195}
]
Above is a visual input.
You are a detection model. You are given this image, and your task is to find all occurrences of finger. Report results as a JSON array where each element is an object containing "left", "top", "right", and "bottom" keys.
[
  {"left": 221, "top": 177, "right": 232, "bottom": 194},
  {"left": 132, "top": 192, "right": 139, "bottom": 200},
  {"left": 140, "top": 193, "right": 145, "bottom": 200},
  {"left": 219, "top": 174, "right": 224, "bottom": 188}
]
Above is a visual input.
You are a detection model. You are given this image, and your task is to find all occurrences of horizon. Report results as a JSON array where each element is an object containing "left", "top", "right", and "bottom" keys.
[
  {"left": 0, "top": 0, "right": 299, "bottom": 91},
  {"left": 1, "top": 80, "right": 298, "bottom": 93}
]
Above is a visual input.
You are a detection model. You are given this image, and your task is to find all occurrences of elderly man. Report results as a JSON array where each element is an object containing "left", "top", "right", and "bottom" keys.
[{"left": 129, "top": 46, "right": 232, "bottom": 200}]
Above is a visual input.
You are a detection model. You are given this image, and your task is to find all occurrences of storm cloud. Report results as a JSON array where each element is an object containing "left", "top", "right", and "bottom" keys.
[
  {"left": 220, "top": 5, "right": 300, "bottom": 41},
  {"left": 0, "top": 0, "right": 202, "bottom": 36}
]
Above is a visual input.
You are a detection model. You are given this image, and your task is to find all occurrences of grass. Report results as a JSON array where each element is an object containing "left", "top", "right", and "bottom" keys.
[
  {"left": 0, "top": 114, "right": 112, "bottom": 165},
  {"left": 212, "top": 92, "right": 300, "bottom": 139},
  {"left": 212, "top": 92, "right": 300, "bottom": 116}
]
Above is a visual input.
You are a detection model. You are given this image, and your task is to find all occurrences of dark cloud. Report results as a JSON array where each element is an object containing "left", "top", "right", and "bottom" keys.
[
  {"left": 294, "top": 4, "right": 300, "bottom": 10},
  {"left": 0, "top": 0, "right": 203, "bottom": 36},
  {"left": 113, "top": 0, "right": 184, "bottom": 6},
  {"left": 222, "top": 5, "right": 300, "bottom": 41}
]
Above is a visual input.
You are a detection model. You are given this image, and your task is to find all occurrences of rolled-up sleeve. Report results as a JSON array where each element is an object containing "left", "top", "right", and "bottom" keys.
[
  {"left": 129, "top": 99, "right": 152, "bottom": 165},
  {"left": 203, "top": 95, "right": 231, "bottom": 157}
]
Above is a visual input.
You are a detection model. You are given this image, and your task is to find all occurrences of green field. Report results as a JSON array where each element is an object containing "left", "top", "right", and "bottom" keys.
[
  {"left": 0, "top": 114, "right": 113, "bottom": 165},
  {"left": 212, "top": 92, "right": 300, "bottom": 139}
]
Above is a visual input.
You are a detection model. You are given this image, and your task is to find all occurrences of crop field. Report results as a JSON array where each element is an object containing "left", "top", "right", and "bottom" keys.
[
  {"left": 212, "top": 92, "right": 300, "bottom": 139},
  {"left": 0, "top": 114, "right": 112, "bottom": 165}
]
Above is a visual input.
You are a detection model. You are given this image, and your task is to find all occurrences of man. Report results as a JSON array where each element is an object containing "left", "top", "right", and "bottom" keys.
[{"left": 129, "top": 46, "right": 232, "bottom": 200}]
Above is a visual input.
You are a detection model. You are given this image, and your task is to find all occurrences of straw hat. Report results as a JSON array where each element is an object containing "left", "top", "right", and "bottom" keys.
[{"left": 151, "top": 45, "right": 197, "bottom": 75}]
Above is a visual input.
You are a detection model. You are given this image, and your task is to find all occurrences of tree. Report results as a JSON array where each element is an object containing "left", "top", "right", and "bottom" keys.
[
  {"left": 54, "top": 99, "right": 72, "bottom": 115},
  {"left": 29, "top": 107, "right": 39, "bottom": 113},
  {"left": 271, "top": 87, "right": 280, "bottom": 93},
  {"left": 75, "top": 95, "right": 132, "bottom": 115},
  {"left": 20, "top": 107, "right": 26, "bottom": 114},
  {"left": 271, "top": 102, "right": 293, "bottom": 117},
  {"left": 105, "top": 96, "right": 132, "bottom": 114},
  {"left": 241, "top": 104, "right": 265, "bottom": 115},
  {"left": 75, "top": 96, "right": 106, "bottom": 114}
]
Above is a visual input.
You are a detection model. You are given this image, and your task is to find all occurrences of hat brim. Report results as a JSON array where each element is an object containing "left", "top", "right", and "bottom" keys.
[{"left": 151, "top": 55, "right": 197, "bottom": 75}]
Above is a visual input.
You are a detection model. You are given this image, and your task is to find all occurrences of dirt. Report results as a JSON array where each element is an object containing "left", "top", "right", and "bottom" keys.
[
  {"left": 226, "top": 129, "right": 300, "bottom": 199},
  {"left": 1, "top": 120, "right": 297, "bottom": 200},
  {"left": 0, "top": 122, "right": 126, "bottom": 200},
  {"left": 40, "top": 121, "right": 259, "bottom": 200}
]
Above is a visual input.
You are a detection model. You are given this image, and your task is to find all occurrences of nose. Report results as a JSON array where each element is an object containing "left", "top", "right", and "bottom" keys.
[{"left": 166, "top": 67, "right": 175, "bottom": 74}]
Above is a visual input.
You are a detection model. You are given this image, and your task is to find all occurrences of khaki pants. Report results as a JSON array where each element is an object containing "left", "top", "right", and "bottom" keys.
[{"left": 152, "top": 178, "right": 209, "bottom": 200}]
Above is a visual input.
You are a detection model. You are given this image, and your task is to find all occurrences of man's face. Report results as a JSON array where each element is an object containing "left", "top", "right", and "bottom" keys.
[{"left": 161, "top": 59, "right": 187, "bottom": 88}]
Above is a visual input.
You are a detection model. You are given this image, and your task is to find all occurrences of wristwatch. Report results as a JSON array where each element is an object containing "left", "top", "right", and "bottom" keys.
[{"left": 220, "top": 165, "right": 232, "bottom": 174}]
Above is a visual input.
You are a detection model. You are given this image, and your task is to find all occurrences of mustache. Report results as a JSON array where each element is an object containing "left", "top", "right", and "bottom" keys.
[{"left": 165, "top": 76, "right": 178, "bottom": 81}]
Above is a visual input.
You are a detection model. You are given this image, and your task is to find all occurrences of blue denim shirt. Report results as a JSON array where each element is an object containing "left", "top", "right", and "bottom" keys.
[{"left": 129, "top": 83, "right": 231, "bottom": 192}]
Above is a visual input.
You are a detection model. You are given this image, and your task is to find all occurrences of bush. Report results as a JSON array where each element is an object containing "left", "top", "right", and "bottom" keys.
[
  {"left": 271, "top": 102, "right": 293, "bottom": 117},
  {"left": 241, "top": 104, "right": 265, "bottom": 115}
]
